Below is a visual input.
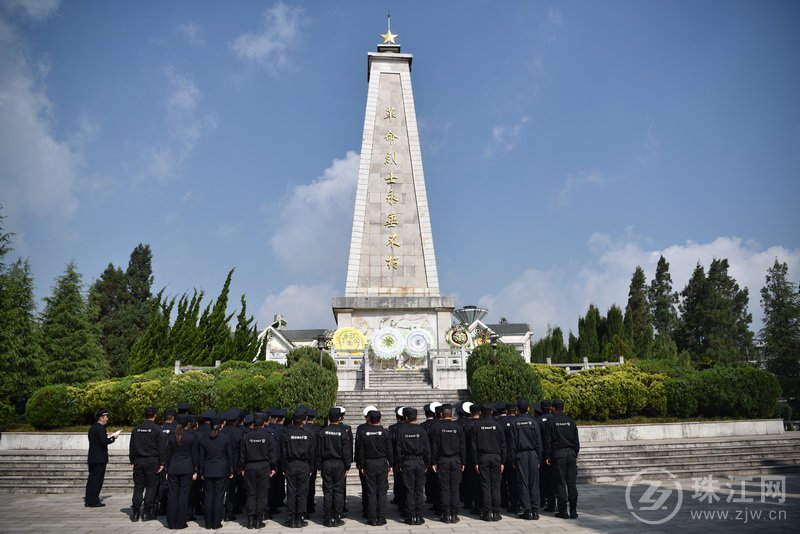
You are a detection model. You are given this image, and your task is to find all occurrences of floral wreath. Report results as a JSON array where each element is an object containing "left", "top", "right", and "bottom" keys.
[
  {"left": 405, "top": 328, "right": 434, "bottom": 357},
  {"left": 332, "top": 327, "right": 367, "bottom": 353},
  {"left": 446, "top": 324, "right": 473, "bottom": 349},
  {"left": 371, "top": 327, "right": 406, "bottom": 360}
]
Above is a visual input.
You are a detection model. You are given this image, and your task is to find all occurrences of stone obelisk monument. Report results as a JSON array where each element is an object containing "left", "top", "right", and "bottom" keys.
[{"left": 332, "top": 21, "right": 455, "bottom": 349}]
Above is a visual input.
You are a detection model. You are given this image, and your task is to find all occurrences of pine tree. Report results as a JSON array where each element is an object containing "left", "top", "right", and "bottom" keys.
[
  {"left": 704, "top": 258, "right": 753, "bottom": 365},
  {"left": 567, "top": 332, "right": 579, "bottom": 363},
  {"left": 676, "top": 263, "right": 707, "bottom": 361},
  {"left": 649, "top": 255, "right": 679, "bottom": 338},
  {"left": 90, "top": 263, "right": 128, "bottom": 376},
  {"left": 760, "top": 259, "right": 800, "bottom": 402},
  {"left": 577, "top": 304, "right": 601, "bottom": 361},
  {"left": 623, "top": 266, "right": 653, "bottom": 358},
  {"left": 41, "top": 262, "right": 109, "bottom": 384},
  {"left": 229, "top": 295, "right": 259, "bottom": 361},
  {"left": 0, "top": 258, "right": 46, "bottom": 410},
  {"left": 531, "top": 326, "right": 568, "bottom": 363},
  {"left": 127, "top": 290, "right": 173, "bottom": 374},
  {"left": 197, "top": 269, "right": 235, "bottom": 365}
]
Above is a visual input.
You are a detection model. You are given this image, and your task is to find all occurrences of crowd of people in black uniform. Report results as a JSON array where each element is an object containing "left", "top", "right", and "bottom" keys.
[{"left": 92, "top": 397, "right": 580, "bottom": 530}]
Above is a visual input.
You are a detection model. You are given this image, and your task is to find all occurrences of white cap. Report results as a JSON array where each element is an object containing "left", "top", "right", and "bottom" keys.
[
  {"left": 363, "top": 405, "right": 378, "bottom": 417},
  {"left": 429, "top": 401, "right": 442, "bottom": 411},
  {"left": 397, "top": 407, "right": 405, "bottom": 417},
  {"left": 335, "top": 405, "right": 347, "bottom": 415},
  {"left": 462, "top": 401, "right": 474, "bottom": 413}
]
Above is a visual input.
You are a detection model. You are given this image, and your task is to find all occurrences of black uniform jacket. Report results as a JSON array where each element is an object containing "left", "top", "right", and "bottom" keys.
[
  {"left": 395, "top": 423, "right": 431, "bottom": 466},
  {"left": 196, "top": 432, "right": 235, "bottom": 478},
  {"left": 167, "top": 430, "right": 198, "bottom": 476},
  {"left": 357, "top": 424, "right": 393, "bottom": 467},
  {"left": 510, "top": 414, "right": 543, "bottom": 459},
  {"left": 129, "top": 420, "right": 167, "bottom": 465},
  {"left": 430, "top": 419, "right": 466, "bottom": 465},
  {"left": 240, "top": 428, "right": 277, "bottom": 469},
  {"left": 281, "top": 425, "right": 315, "bottom": 470},
  {"left": 87, "top": 422, "right": 116, "bottom": 464},
  {"left": 543, "top": 412, "right": 580, "bottom": 457},
  {"left": 470, "top": 417, "right": 506, "bottom": 466},
  {"left": 317, "top": 424, "right": 353, "bottom": 469}
]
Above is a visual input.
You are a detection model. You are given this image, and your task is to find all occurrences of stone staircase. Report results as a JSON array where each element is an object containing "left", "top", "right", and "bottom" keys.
[
  {"left": 336, "top": 368, "right": 471, "bottom": 427},
  {"left": 1, "top": 434, "right": 797, "bottom": 494}
]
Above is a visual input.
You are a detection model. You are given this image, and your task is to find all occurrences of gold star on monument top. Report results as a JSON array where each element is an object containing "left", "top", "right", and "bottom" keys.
[{"left": 381, "top": 15, "right": 398, "bottom": 44}]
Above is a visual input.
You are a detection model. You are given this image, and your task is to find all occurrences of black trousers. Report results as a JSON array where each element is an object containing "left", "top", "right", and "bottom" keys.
[
  {"left": 167, "top": 473, "right": 192, "bottom": 529},
  {"left": 393, "top": 465, "right": 405, "bottom": 510},
  {"left": 539, "top": 460, "right": 555, "bottom": 507},
  {"left": 363, "top": 458, "right": 388, "bottom": 522},
  {"left": 553, "top": 449, "right": 578, "bottom": 512},
  {"left": 268, "top": 468, "right": 285, "bottom": 512},
  {"left": 478, "top": 455, "right": 502, "bottom": 513},
  {"left": 203, "top": 476, "right": 227, "bottom": 528},
  {"left": 132, "top": 458, "right": 160, "bottom": 512},
  {"left": 400, "top": 460, "right": 425, "bottom": 517},
  {"left": 85, "top": 462, "right": 106, "bottom": 505},
  {"left": 501, "top": 463, "right": 518, "bottom": 510},
  {"left": 307, "top": 468, "right": 318, "bottom": 511},
  {"left": 516, "top": 450, "right": 540, "bottom": 513},
  {"left": 425, "top": 464, "right": 438, "bottom": 507},
  {"left": 321, "top": 459, "right": 346, "bottom": 519},
  {"left": 437, "top": 456, "right": 462, "bottom": 514},
  {"left": 460, "top": 459, "right": 479, "bottom": 510},
  {"left": 190, "top": 476, "right": 203, "bottom": 516},
  {"left": 157, "top": 471, "right": 168, "bottom": 513},
  {"left": 245, "top": 465, "right": 270, "bottom": 515},
  {"left": 285, "top": 461, "right": 310, "bottom": 515},
  {"left": 226, "top": 472, "right": 244, "bottom": 516}
]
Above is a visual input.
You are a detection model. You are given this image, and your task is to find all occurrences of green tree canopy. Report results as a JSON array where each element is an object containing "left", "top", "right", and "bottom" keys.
[
  {"left": 760, "top": 259, "right": 800, "bottom": 404},
  {"left": 649, "top": 255, "right": 679, "bottom": 338},
  {"left": 623, "top": 266, "right": 653, "bottom": 358}
]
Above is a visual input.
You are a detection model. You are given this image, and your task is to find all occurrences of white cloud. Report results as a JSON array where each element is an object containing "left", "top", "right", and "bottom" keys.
[
  {"left": 138, "top": 67, "right": 217, "bottom": 184},
  {"left": 179, "top": 22, "right": 203, "bottom": 46},
  {"left": 556, "top": 170, "right": 611, "bottom": 207},
  {"left": 486, "top": 115, "right": 530, "bottom": 155},
  {"left": 0, "top": 14, "right": 87, "bottom": 224},
  {"left": 479, "top": 233, "right": 800, "bottom": 341},
  {"left": 230, "top": 1, "right": 306, "bottom": 72},
  {"left": 2, "top": 0, "right": 60, "bottom": 20},
  {"left": 257, "top": 283, "right": 337, "bottom": 330},
  {"left": 269, "top": 150, "right": 359, "bottom": 278}
]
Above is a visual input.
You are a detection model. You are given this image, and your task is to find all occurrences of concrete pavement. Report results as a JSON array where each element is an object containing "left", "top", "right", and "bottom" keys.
[{"left": 0, "top": 475, "right": 797, "bottom": 533}]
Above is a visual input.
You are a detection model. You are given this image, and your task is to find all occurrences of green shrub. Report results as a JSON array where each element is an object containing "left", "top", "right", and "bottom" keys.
[
  {"left": 0, "top": 401, "right": 15, "bottom": 429},
  {"left": 665, "top": 377, "right": 698, "bottom": 418},
  {"left": 694, "top": 367, "right": 782, "bottom": 418},
  {"left": 287, "top": 347, "right": 337, "bottom": 373},
  {"left": 217, "top": 360, "right": 254, "bottom": 373},
  {"left": 467, "top": 343, "right": 525, "bottom": 385},
  {"left": 252, "top": 360, "right": 287, "bottom": 375},
  {"left": 132, "top": 367, "right": 175, "bottom": 382},
  {"left": 79, "top": 379, "right": 131, "bottom": 424},
  {"left": 530, "top": 363, "right": 568, "bottom": 384},
  {"left": 214, "top": 369, "right": 282, "bottom": 412},
  {"left": 634, "top": 355, "right": 693, "bottom": 378},
  {"left": 470, "top": 363, "right": 542, "bottom": 406},
  {"left": 160, "top": 371, "right": 217, "bottom": 416},
  {"left": 25, "top": 384, "right": 80, "bottom": 429},
  {"left": 124, "top": 380, "right": 164, "bottom": 423},
  {"left": 276, "top": 361, "right": 338, "bottom": 421},
  {"left": 775, "top": 402, "right": 792, "bottom": 421}
]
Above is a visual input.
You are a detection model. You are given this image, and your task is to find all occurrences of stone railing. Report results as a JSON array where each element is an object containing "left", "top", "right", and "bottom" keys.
[
  {"left": 174, "top": 360, "right": 221, "bottom": 374},
  {"left": 329, "top": 349, "right": 369, "bottom": 391},
  {"left": 428, "top": 348, "right": 468, "bottom": 389},
  {"left": 544, "top": 356, "right": 625, "bottom": 373}
]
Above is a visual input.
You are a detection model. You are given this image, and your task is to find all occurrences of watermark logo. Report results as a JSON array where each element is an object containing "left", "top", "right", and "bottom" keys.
[{"left": 625, "top": 468, "right": 683, "bottom": 525}]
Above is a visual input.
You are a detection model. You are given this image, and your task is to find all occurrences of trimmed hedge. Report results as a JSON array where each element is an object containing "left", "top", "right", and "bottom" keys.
[
  {"left": 24, "top": 359, "right": 337, "bottom": 429},
  {"left": 287, "top": 347, "right": 337, "bottom": 373},
  {"left": 467, "top": 343, "right": 525, "bottom": 385},
  {"left": 471, "top": 363, "right": 543, "bottom": 406},
  {"left": 25, "top": 384, "right": 80, "bottom": 429},
  {"left": 528, "top": 361, "right": 781, "bottom": 421}
]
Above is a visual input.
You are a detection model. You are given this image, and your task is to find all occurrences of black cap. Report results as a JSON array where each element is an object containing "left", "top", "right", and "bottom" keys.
[
  {"left": 224, "top": 409, "right": 239, "bottom": 421},
  {"left": 274, "top": 408, "right": 287, "bottom": 418},
  {"left": 533, "top": 402, "right": 542, "bottom": 414},
  {"left": 164, "top": 409, "right": 175, "bottom": 417},
  {"left": 177, "top": 414, "right": 190, "bottom": 426},
  {"left": 238, "top": 409, "right": 248, "bottom": 419},
  {"left": 210, "top": 416, "right": 223, "bottom": 427},
  {"left": 505, "top": 402, "right": 516, "bottom": 412},
  {"left": 144, "top": 406, "right": 157, "bottom": 418},
  {"left": 243, "top": 414, "right": 254, "bottom": 425},
  {"left": 306, "top": 409, "right": 317, "bottom": 418},
  {"left": 95, "top": 408, "right": 109, "bottom": 419},
  {"left": 553, "top": 399, "right": 565, "bottom": 411},
  {"left": 469, "top": 404, "right": 481, "bottom": 415},
  {"left": 481, "top": 404, "right": 493, "bottom": 415},
  {"left": 434, "top": 404, "right": 444, "bottom": 415},
  {"left": 329, "top": 408, "right": 343, "bottom": 420},
  {"left": 423, "top": 403, "right": 433, "bottom": 416},
  {"left": 404, "top": 407, "right": 418, "bottom": 419},
  {"left": 541, "top": 399, "right": 553, "bottom": 411},
  {"left": 253, "top": 416, "right": 265, "bottom": 426},
  {"left": 292, "top": 412, "right": 305, "bottom": 424},
  {"left": 455, "top": 403, "right": 466, "bottom": 416},
  {"left": 517, "top": 398, "right": 530, "bottom": 413},
  {"left": 177, "top": 402, "right": 191, "bottom": 413},
  {"left": 200, "top": 409, "right": 216, "bottom": 420}
]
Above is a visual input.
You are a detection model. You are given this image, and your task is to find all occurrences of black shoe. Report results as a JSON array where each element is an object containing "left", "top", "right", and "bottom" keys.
[
  {"left": 404, "top": 516, "right": 414, "bottom": 525},
  {"left": 130, "top": 510, "right": 141, "bottom": 522},
  {"left": 491, "top": 512, "right": 501, "bottom": 521},
  {"left": 377, "top": 518, "right": 387, "bottom": 526},
  {"left": 451, "top": 514, "right": 460, "bottom": 523},
  {"left": 333, "top": 515, "right": 345, "bottom": 527},
  {"left": 367, "top": 519, "right": 378, "bottom": 526},
  {"left": 544, "top": 506, "right": 555, "bottom": 513},
  {"left": 480, "top": 510, "right": 492, "bottom": 521},
  {"left": 297, "top": 517, "right": 309, "bottom": 528},
  {"left": 323, "top": 518, "right": 333, "bottom": 527},
  {"left": 86, "top": 502, "right": 105, "bottom": 508},
  {"left": 555, "top": 511, "right": 569, "bottom": 519},
  {"left": 415, "top": 515, "right": 425, "bottom": 525},
  {"left": 533, "top": 512, "right": 540, "bottom": 520},
  {"left": 519, "top": 511, "right": 533, "bottom": 520},
  {"left": 247, "top": 516, "right": 255, "bottom": 529},
  {"left": 284, "top": 517, "right": 296, "bottom": 528},
  {"left": 257, "top": 514, "right": 266, "bottom": 528},
  {"left": 440, "top": 513, "right": 450, "bottom": 523},
  {"left": 569, "top": 509, "right": 579, "bottom": 519}
]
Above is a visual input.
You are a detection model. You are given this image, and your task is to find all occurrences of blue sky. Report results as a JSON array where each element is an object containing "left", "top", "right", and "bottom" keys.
[{"left": 2, "top": 0, "right": 799, "bottom": 341}]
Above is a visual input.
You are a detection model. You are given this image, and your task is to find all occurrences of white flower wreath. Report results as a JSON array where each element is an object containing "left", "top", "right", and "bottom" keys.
[
  {"left": 371, "top": 327, "right": 406, "bottom": 360},
  {"left": 405, "top": 328, "right": 433, "bottom": 357}
]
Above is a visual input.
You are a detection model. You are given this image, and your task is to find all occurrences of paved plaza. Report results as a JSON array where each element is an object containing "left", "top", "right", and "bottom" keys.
[{"left": 0, "top": 475, "right": 796, "bottom": 533}]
